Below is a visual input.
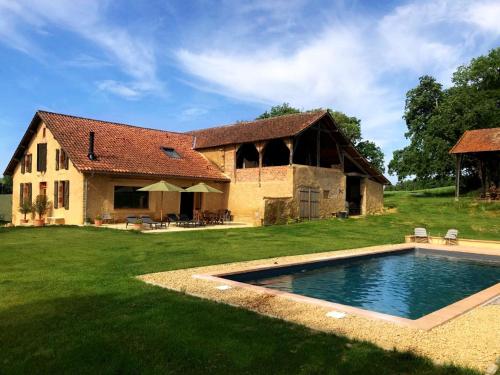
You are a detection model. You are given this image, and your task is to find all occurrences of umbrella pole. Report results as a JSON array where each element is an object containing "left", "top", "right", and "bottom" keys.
[{"left": 160, "top": 192, "right": 163, "bottom": 222}]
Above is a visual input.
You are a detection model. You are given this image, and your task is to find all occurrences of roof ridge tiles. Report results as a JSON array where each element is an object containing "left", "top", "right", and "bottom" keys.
[{"left": 37, "top": 110, "right": 192, "bottom": 137}]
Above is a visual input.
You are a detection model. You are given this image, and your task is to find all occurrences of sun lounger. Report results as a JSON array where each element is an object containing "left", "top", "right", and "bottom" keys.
[
  {"left": 125, "top": 216, "right": 139, "bottom": 228},
  {"left": 444, "top": 229, "right": 458, "bottom": 245},
  {"left": 414, "top": 227, "right": 429, "bottom": 243},
  {"left": 140, "top": 215, "right": 167, "bottom": 230}
]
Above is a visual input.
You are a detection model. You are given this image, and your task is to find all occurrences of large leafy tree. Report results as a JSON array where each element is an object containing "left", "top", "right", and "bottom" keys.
[
  {"left": 256, "top": 104, "right": 385, "bottom": 172},
  {"left": 389, "top": 48, "right": 500, "bottom": 185},
  {"left": 0, "top": 175, "right": 12, "bottom": 194},
  {"left": 256, "top": 103, "right": 300, "bottom": 119}
]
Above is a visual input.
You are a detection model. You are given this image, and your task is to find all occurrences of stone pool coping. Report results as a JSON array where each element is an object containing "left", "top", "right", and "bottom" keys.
[{"left": 138, "top": 242, "right": 500, "bottom": 372}]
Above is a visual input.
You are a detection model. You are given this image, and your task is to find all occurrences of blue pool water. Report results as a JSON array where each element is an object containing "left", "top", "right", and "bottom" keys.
[{"left": 224, "top": 249, "right": 500, "bottom": 319}]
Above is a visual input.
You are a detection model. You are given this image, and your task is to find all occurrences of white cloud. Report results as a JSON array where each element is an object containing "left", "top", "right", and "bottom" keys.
[
  {"left": 96, "top": 80, "right": 142, "bottom": 100},
  {"left": 176, "top": 0, "right": 500, "bottom": 160},
  {"left": 0, "top": 0, "right": 162, "bottom": 98},
  {"left": 467, "top": 1, "right": 500, "bottom": 34}
]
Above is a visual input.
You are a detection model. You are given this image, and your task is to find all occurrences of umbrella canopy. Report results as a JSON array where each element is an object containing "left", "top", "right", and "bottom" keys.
[
  {"left": 137, "top": 181, "right": 185, "bottom": 192},
  {"left": 184, "top": 182, "right": 223, "bottom": 193},
  {"left": 137, "top": 181, "right": 184, "bottom": 222}
]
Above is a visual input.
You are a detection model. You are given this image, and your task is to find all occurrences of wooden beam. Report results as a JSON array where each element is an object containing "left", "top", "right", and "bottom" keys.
[{"left": 316, "top": 126, "right": 321, "bottom": 167}]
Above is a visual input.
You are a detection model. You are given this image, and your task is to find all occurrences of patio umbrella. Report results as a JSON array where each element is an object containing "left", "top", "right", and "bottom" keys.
[
  {"left": 137, "top": 181, "right": 184, "bottom": 221},
  {"left": 184, "top": 182, "right": 223, "bottom": 193}
]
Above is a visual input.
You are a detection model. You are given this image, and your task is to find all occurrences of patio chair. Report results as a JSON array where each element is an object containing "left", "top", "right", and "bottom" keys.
[
  {"left": 166, "top": 213, "right": 179, "bottom": 226},
  {"left": 102, "top": 212, "right": 114, "bottom": 224},
  {"left": 140, "top": 215, "right": 167, "bottom": 230},
  {"left": 414, "top": 227, "right": 430, "bottom": 243},
  {"left": 444, "top": 229, "right": 458, "bottom": 245},
  {"left": 125, "top": 216, "right": 138, "bottom": 228}
]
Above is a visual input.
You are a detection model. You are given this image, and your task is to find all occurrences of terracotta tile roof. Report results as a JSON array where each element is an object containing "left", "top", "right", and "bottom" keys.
[
  {"left": 190, "top": 111, "right": 328, "bottom": 148},
  {"left": 450, "top": 127, "right": 500, "bottom": 154},
  {"left": 4, "top": 111, "right": 228, "bottom": 181}
]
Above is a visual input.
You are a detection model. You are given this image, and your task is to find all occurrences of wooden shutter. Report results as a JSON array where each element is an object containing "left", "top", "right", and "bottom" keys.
[
  {"left": 54, "top": 181, "right": 59, "bottom": 209},
  {"left": 64, "top": 180, "right": 70, "bottom": 209},
  {"left": 64, "top": 151, "right": 69, "bottom": 169},
  {"left": 20, "top": 183, "right": 24, "bottom": 205},
  {"left": 27, "top": 154, "right": 32, "bottom": 173},
  {"left": 298, "top": 187, "right": 320, "bottom": 219},
  {"left": 55, "top": 149, "right": 60, "bottom": 170},
  {"left": 37, "top": 143, "right": 47, "bottom": 172},
  {"left": 310, "top": 190, "right": 320, "bottom": 218},
  {"left": 21, "top": 156, "right": 25, "bottom": 174},
  {"left": 299, "top": 188, "right": 309, "bottom": 219},
  {"left": 27, "top": 183, "right": 32, "bottom": 203}
]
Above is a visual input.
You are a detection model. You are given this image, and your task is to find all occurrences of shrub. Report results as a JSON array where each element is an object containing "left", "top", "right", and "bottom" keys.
[{"left": 33, "top": 195, "right": 50, "bottom": 219}]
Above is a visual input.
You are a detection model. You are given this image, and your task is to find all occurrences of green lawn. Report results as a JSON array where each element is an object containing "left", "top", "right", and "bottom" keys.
[{"left": 0, "top": 195, "right": 498, "bottom": 374}]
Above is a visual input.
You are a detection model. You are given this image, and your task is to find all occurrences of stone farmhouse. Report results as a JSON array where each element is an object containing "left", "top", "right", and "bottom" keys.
[{"left": 5, "top": 110, "right": 389, "bottom": 225}]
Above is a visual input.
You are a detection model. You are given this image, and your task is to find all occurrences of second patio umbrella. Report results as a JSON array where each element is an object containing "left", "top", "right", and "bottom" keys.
[
  {"left": 184, "top": 182, "right": 223, "bottom": 194},
  {"left": 137, "top": 181, "right": 184, "bottom": 222}
]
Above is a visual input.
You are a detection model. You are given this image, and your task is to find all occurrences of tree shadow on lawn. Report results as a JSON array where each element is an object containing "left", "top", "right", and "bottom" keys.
[{"left": 0, "top": 289, "right": 479, "bottom": 375}]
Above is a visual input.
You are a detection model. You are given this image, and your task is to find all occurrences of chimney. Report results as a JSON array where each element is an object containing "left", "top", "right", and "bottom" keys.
[{"left": 88, "top": 131, "right": 96, "bottom": 160}]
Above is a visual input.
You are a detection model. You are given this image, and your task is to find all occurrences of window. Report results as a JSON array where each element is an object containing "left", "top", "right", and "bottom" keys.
[
  {"left": 26, "top": 154, "right": 32, "bottom": 173},
  {"left": 161, "top": 147, "right": 181, "bottom": 159},
  {"left": 19, "top": 183, "right": 32, "bottom": 205},
  {"left": 39, "top": 182, "right": 47, "bottom": 197},
  {"left": 323, "top": 190, "right": 330, "bottom": 199},
  {"left": 114, "top": 186, "right": 149, "bottom": 209},
  {"left": 37, "top": 143, "right": 47, "bottom": 172},
  {"left": 55, "top": 149, "right": 69, "bottom": 171},
  {"left": 54, "top": 180, "right": 70, "bottom": 209}
]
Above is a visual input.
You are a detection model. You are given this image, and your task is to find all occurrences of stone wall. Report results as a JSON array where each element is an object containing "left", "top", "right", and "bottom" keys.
[
  {"left": 361, "top": 178, "right": 384, "bottom": 214},
  {"left": 293, "top": 165, "right": 346, "bottom": 218}
]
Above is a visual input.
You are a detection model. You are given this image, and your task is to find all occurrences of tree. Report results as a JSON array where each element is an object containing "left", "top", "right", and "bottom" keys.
[
  {"left": 327, "top": 110, "right": 362, "bottom": 144},
  {"left": 389, "top": 48, "right": 500, "bottom": 186},
  {"left": 0, "top": 175, "right": 12, "bottom": 194},
  {"left": 256, "top": 103, "right": 301, "bottom": 119},
  {"left": 256, "top": 104, "right": 385, "bottom": 172},
  {"left": 356, "top": 140, "right": 385, "bottom": 173}
]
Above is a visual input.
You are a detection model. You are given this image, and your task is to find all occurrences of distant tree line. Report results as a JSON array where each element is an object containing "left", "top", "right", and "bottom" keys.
[
  {"left": 257, "top": 103, "right": 386, "bottom": 173},
  {"left": 388, "top": 48, "right": 500, "bottom": 190},
  {"left": 0, "top": 175, "right": 12, "bottom": 194}
]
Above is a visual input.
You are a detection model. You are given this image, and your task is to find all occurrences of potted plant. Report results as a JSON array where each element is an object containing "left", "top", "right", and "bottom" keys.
[
  {"left": 33, "top": 195, "right": 50, "bottom": 227},
  {"left": 134, "top": 218, "right": 143, "bottom": 230},
  {"left": 19, "top": 198, "right": 33, "bottom": 224},
  {"left": 94, "top": 215, "right": 103, "bottom": 227}
]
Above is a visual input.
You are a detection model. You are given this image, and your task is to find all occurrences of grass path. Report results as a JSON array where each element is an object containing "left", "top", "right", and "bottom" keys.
[{"left": 0, "top": 195, "right": 498, "bottom": 374}]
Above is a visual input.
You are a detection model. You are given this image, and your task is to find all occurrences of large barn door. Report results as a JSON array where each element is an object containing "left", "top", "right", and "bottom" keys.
[{"left": 299, "top": 187, "right": 320, "bottom": 219}]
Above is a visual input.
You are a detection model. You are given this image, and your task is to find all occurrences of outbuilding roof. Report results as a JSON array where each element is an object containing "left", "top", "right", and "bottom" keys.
[
  {"left": 3, "top": 111, "right": 229, "bottom": 181},
  {"left": 450, "top": 127, "right": 500, "bottom": 154},
  {"left": 189, "top": 111, "right": 327, "bottom": 148}
]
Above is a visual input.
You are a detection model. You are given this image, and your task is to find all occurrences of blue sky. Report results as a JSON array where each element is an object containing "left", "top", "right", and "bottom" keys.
[{"left": 1, "top": 0, "right": 499, "bottom": 181}]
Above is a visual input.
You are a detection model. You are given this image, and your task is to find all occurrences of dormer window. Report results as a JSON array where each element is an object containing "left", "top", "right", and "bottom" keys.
[{"left": 161, "top": 147, "right": 181, "bottom": 159}]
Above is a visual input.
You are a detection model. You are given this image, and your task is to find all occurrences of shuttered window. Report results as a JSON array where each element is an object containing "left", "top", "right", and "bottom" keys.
[
  {"left": 299, "top": 187, "right": 320, "bottom": 219},
  {"left": 21, "top": 156, "right": 25, "bottom": 174},
  {"left": 26, "top": 154, "right": 32, "bottom": 173},
  {"left": 37, "top": 143, "right": 47, "bottom": 172},
  {"left": 55, "top": 149, "right": 60, "bottom": 170}
]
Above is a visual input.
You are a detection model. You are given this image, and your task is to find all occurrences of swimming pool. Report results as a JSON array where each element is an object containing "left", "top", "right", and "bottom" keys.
[{"left": 222, "top": 248, "right": 500, "bottom": 320}]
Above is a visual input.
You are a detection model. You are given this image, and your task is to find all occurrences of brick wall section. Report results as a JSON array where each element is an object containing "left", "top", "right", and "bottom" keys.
[{"left": 261, "top": 166, "right": 289, "bottom": 181}]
